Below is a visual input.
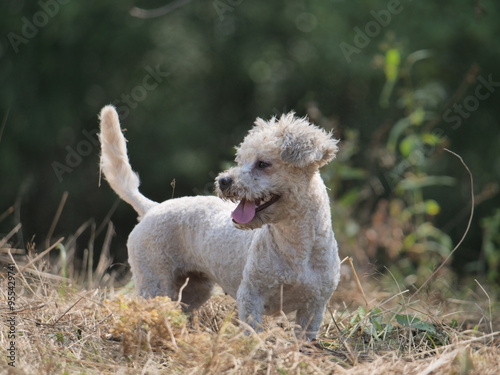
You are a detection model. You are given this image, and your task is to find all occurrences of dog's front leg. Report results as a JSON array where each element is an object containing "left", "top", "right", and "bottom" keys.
[
  {"left": 295, "top": 301, "right": 328, "bottom": 341},
  {"left": 236, "top": 283, "right": 264, "bottom": 334}
]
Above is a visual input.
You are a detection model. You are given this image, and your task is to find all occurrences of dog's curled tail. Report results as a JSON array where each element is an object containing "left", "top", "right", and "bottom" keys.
[{"left": 99, "top": 105, "right": 158, "bottom": 218}]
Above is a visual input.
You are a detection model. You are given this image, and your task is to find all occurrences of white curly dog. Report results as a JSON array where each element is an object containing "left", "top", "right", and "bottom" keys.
[{"left": 99, "top": 105, "right": 340, "bottom": 340}]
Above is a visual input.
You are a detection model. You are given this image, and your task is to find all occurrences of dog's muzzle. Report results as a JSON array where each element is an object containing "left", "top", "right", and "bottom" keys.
[
  {"left": 217, "top": 176, "right": 233, "bottom": 193},
  {"left": 216, "top": 175, "right": 280, "bottom": 225}
]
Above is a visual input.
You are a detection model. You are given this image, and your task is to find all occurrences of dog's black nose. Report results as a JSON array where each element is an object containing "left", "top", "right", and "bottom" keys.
[{"left": 218, "top": 176, "right": 233, "bottom": 191}]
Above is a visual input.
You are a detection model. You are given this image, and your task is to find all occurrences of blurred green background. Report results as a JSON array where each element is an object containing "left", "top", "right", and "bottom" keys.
[{"left": 1, "top": 0, "right": 499, "bottom": 286}]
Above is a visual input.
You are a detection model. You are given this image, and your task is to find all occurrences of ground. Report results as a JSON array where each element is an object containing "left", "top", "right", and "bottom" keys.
[{"left": 1, "top": 248, "right": 499, "bottom": 375}]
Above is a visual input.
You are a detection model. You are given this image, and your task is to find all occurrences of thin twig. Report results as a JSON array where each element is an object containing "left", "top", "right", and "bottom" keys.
[
  {"left": 474, "top": 279, "right": 493, "bottom": 335},
  {"left": 171, "top": 178, "right": 176, "bottom": 199},
  {"left": 164, "top": 318, "right": 178, "bottom": 349},
  {"left": 328, "top": 308, "right": 357, "bottom": 366},
  {"left": 0, "top": 107, "right": 10, "bottom": 144},
  {"left": 96, "top": 198, "right": 120, "bottom": 237},
  {"left": 415, "top": 330, "right": 500, "bottom": 360},
  {"left": 0, "top": 223, "right": 22, "bottom": 249},
  {"left": 51, "top": 296, "right": 84, "bottom": 326},
  {"left": 0, "top": 206, "right": 14, "bottom": 223},
  {"left": 412, "top": 148, "right": 474, "bottom": 297},
  {"left": 19, "top": 237, "right": 64, "bottom": 273},
  {"left": 7, "top": 250, "right": 36, "bottom": 295},
  {"left": 378, "top": 289, "right": 409, "bottom": 309},
  {"left": 94, "top": 221, "right": 115, "bottom": 285},
  {"left": 9, "top": 304, "right": 46, "bottom": 314},
  {"left": 0, "top": 248, "right": 24, "bottom": 255},
  {"left": 176, "top": 277, "right": 190, "bottom": 308},
  {"left": 46, "top": 191, "right": 68, "bottom": 249},
  {"left": 347, "top": 257, "right": 369, "bottom": 307},
  {"left": 21, "top": 268, "right": 71, "bottom": 282}
]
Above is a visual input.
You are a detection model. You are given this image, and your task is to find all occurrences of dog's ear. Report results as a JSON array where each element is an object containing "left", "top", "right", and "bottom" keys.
[{"left": 279, "top": 115, "right": 339, "bottom": 168}]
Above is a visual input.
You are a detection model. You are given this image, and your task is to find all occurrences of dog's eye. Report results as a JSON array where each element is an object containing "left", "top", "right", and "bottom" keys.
[{"left": 256, "top": 161, "right": 271, "bottom": 170}]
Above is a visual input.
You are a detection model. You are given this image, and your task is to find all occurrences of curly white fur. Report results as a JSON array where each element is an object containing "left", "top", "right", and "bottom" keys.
[
  {"left": 99, "top": 106, "right": 157, "bottom": 218},
  {"left": 98, "top": 105, "right": 341, "bottom": 341}
]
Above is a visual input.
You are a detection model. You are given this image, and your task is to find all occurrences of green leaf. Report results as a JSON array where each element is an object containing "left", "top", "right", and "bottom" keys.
[
  {"left": 350, "top": 306, "right": 366, "bottom": 325},
  {"left": 399, "top": 135, "right": 421, "bottom": 157},
  {"left": 406, "top": 49, "right": 433, "bottom": 66},
  {"left": 385, "top": 48, "right": 401, "bottom": 83},
  {"left": 422, "top": 132, "right": 442, "bottom": 146},
  {"left": 403, "top": 233, "right": 416, "bottom": 249},
  {"left": 380, "top": 48, "right": 401, "bottom": 107},
  {"left": 397, "top": 175, "right": 455, "bottom": 192},
  {"left": 339, "top": 188, "right": 362, "bottom": 206},
  {"left": 337, "top": 165, "right": 367, "bottom": 180},
  {"left": 387, "top": 117, "right": 412, "bottom": 153},
  {"left": 395, "top": 314, "right": 437, "bottom": 334},
  {"left": 409, "top": 107, "right": 426, "bottom": 126},
  {"left": 425, "top": 200, "right": 440, "bottom": 215}
]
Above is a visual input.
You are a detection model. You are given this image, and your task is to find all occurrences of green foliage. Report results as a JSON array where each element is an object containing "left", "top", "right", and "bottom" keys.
[
  {"left": 380, "top": 48, "right": 401, "bottom": 107},
  {"left": 379, "top": 47, "right": 462, "bottom": 283},
  {"left": 349, "top": 306, "right": 446, "bottom": 346},
  {"left": 395, "top": 314, "right": 435, "bottom": 333},
  {"left": 328, "top": 46, "right": 460, "bottom": 285},
  {"left": 327, "top": 302, "right": 456, "bottom": 356},
  {"left": 481, "top": 209, "right": 500, "bottom": 282}
]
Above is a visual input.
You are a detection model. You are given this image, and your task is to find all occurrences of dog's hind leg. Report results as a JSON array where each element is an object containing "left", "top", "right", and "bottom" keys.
[
  {"left": 129, "top": 254, "right": 175, "bottom": 299},
  {"left": 127, "top": 234, "right": 176, "bottom": 299}
]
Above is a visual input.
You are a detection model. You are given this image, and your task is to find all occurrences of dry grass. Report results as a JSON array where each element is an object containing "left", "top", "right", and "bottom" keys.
[{"left": 1, "top": 234, "right": 499, "bottom": 374}]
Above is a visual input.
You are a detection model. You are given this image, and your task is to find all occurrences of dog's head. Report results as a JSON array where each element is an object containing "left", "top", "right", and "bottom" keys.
[{"left": 215, "top": 112, "right": 339, "bottom": 230}]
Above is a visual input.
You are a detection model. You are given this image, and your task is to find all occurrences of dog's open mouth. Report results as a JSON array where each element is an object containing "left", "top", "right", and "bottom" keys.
[{"left": 231, "top": 195, "right": 281, "bottom": 225}]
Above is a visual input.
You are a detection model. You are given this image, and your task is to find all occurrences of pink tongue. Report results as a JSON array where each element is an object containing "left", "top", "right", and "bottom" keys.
[{"left": 231, "top": 199, "right": 256, "bottom": 224}]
